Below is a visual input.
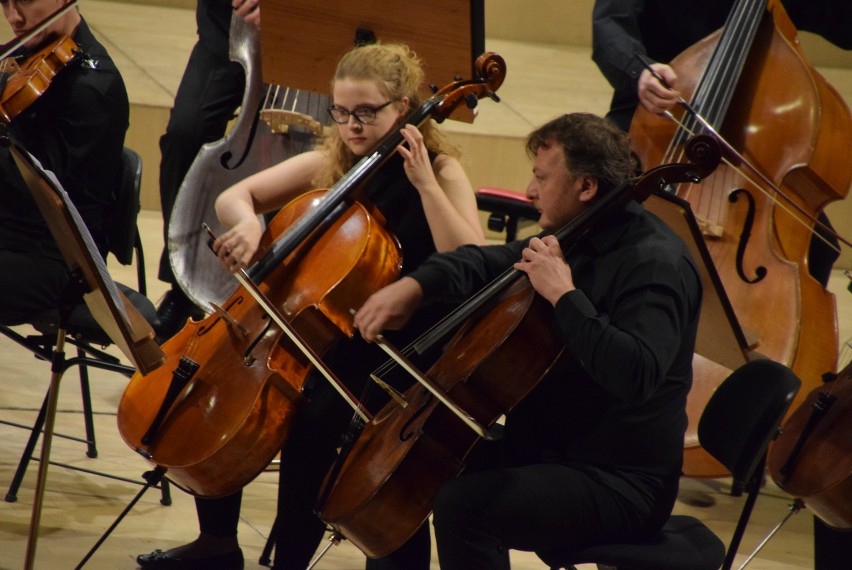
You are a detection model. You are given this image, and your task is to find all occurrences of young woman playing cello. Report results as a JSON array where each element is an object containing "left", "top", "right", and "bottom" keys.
[{"left": 135, "top": 41, "right": 484, "bottom": 570}]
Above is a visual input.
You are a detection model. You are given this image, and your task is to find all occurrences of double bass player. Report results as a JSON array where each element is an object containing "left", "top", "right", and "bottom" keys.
[{"left": 592, "top": 2, "right": 852, "bottom": 567}]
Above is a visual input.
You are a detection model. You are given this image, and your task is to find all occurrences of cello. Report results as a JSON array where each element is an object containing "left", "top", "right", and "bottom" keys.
[
  {"left": 629, "top": 0, "right": 851, "bottom": 477},
  {"left": 317, "top": 136, "right": 723, "bottom": 558},
  {"left": 116, "top": 53, "right": 507, "bottom": 497},
  {"left": 768, "top": 359, "right": 852, "bottom": 529}
]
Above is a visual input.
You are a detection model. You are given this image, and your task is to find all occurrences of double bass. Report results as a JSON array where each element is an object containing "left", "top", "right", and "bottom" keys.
[
  {"left": 168, "top": 15, "right": 329, "bottom": 312},
  {"left": 630, "top": 0, "right": 851, "bottom": 477},
  {"left": 116, "top": 54, "right": 507, "bottom": 497}
]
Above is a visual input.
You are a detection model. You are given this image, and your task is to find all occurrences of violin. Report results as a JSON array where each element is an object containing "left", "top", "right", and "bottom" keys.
[
  {"left": 0, "top": 0, "right": 81, "bottom": 124},
  {"left": 317, "top": 136, "right": 723, "bottom": 558},
  {"left": 115, "top": 53, "right": 507, "bottom": 497},
  {"left": 0, "top": 35, "right": 79, "bottom": 124},
  {"left": 629, "top": 0, "right": 851, "bottom": 477}
]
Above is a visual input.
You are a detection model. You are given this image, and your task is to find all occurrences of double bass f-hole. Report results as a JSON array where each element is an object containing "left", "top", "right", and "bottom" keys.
[{"left": 729, "top": 187, "right": 767, "bottom": 284}]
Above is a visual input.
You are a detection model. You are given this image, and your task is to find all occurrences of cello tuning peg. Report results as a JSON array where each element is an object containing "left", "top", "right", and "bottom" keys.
[{"left": 429, "top": 84, "right": 438, "bottom": 94}]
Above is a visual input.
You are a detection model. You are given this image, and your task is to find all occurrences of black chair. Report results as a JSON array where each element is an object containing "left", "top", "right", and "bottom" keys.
[
  {"left": 536, "top": 358, "right": 802, "bottom": 570},
  {"left": 0, "top": 147, "right": 164, "bottom": 503},
  {"left": 476, "top": 186, "right": 540, "bottom": 242}
]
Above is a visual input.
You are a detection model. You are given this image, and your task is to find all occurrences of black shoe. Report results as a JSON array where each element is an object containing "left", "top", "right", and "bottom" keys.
[
  {"left": 155, "top": 288, "right": 204, "bottom": 343},
  {"left": 136, "top": 547, "right": 243, "bottom": 569}
]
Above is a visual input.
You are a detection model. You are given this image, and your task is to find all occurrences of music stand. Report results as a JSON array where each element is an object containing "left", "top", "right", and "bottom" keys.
[
  {"left": 260, "top": 0, "right": 484, "bottom": 123},
  {"left": 7, "top": 140, "right": 164, "bottom": 569},
  {"left": 646, "top": 190, "right": 752, "bottom": 370}
]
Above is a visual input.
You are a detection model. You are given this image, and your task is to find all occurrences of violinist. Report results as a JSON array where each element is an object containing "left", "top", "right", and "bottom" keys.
[
  {"left": 154, "top": 0, "right": 260, "bottom": 340},
  {"left": 135, "top": 42, "right": 484, "bottom": 570},
  {"left": 591, "top": 0, "right": 850, "bottom": 287},
  {"left": 0, "top": 0, "right": 129, "bottom": 325},
  {"left": 592, "top": 2, "right": 852, "bottom": 566},
  {"left": 354, "top": 112, "right": 703, "bottom": 569}
]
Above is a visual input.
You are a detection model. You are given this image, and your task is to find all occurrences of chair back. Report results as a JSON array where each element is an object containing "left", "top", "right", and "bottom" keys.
[
  {"left": 107, "top": 147, "right": 143, "bottom": 267},
  {"left": 698, "top": 359, "right": 801, "bottom": 485}
]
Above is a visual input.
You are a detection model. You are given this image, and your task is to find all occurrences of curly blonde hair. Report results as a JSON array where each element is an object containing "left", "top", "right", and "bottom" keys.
[{"left": 312, "top": 42, "right": 461, "bottom": 188}]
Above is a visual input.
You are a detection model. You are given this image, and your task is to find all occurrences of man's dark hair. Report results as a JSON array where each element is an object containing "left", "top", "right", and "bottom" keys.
[{"left": 525, "top": 113, "right": 639, "bottom": 195}]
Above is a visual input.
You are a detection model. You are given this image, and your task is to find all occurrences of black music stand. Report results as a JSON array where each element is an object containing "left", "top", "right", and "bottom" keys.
[
  {"left": 6, "top": 140, "right": 165, "bottom": 570},
  {"left": 646, "top": 189, "right": 752, "bottom": 369},
  {"left": 644, "top": 189, "right": 753, "bottom": 479}
]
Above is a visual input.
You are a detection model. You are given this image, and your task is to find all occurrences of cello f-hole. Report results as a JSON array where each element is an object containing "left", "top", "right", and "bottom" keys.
[
  {"left": 243, "top": 319, "right": 274, "bottom": 365},
  {"left": 400, "top": 397, "right": 432, "bottom": 442},
  {"left": 197, "top": 295, "right": 245, "bottom": 335},
  {"left": 729, "top": 188, "right": 767, "bottom": 284}
]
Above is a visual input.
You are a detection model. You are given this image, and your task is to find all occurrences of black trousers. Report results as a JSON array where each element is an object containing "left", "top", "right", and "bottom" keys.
[
  {"left": 0, "top": 250, "right": 73, "bottom": 325},
  {"left": 157, "top": 40, "right": 245, "bottom": 285},
  {"left": 432, "top": 462, "right": 674, "bottom": 570},
  {"left": 814, "top": 516, "right": 852, "bottom": 570}
]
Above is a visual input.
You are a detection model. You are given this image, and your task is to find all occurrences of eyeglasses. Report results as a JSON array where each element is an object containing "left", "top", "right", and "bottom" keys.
[{"left": 327, "top": 100, "right": 395, "bottom": 125}]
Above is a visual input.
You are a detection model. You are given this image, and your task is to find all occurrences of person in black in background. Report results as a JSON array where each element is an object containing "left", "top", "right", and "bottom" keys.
[
  {"left": 154, "top": 0, "right": 259, "bottom": 340},
  {"left": 592, "top": 0, "right": 852, "bottom": 132},
  {"left": 592, "top": 2, "right": 852, "bottom": 567},
  {"left": 354, "top": 112, "right": 703, "bottom": 569},
  {"left": 0, "top": 0, "right": 129, "bottom": 325}
]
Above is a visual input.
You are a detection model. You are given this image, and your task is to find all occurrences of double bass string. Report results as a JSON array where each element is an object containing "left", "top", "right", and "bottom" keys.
[
  {"left": 636, "top": 55, "right": 850, "bottom": 253},
  {"left": 651, "top": 0, "right": 787, "bottom": 234}
]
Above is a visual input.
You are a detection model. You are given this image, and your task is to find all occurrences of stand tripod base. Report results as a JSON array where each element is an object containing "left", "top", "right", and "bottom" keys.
[{"left": 76, "top": 467, "right": 169, "bottom": 569}]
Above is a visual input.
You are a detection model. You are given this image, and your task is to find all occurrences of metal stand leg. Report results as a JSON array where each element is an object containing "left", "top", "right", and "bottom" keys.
[
  {"left": 736, "top": 499, "right": 806, "bottom": 570},
  {"left": 259, "top": 515, "right": 278, "bottom": 565},
  {"left": 5, "top": 391, "right": 49, "bottom": 503},
  {"left": 24, "top": 327, "right": 69, "bottom": 570},
  {"left": 76, "top": 467, "right": 168, "bottom": 569},
  {"left": 306, "top": 533, "right": 344, "bottom": 570},
  {"left": 77, "top": 350, "right": 98, "bottom": 458}
]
